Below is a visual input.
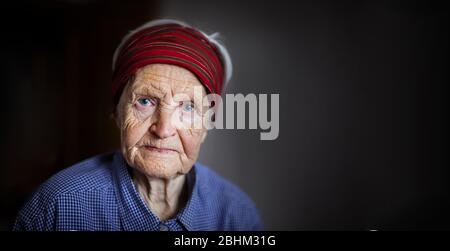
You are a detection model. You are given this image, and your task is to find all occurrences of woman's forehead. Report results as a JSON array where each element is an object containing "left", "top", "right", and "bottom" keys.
[
  {"left": 131, "top": 64, "right": 204, "bottom": 95},
  {"left": 137, "top": 64, "right": 200, "bottom": 84}
]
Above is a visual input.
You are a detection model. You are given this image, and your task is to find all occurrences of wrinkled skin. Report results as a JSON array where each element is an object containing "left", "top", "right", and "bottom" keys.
[{"left": 115, "top": 64, "right": 208, "bottom": 219}]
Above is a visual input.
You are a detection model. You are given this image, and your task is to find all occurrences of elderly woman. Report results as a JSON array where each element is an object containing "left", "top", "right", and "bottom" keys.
[{"left": 13, "top": 19, "right": 263, "bottom": 231}]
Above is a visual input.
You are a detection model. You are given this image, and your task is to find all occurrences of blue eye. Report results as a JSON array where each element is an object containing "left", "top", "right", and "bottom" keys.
[
  {"left": 137, "top": 98, "right": 153, "bottom": 106},
  {"left": 182, "top": 101, "right": 194, "bottom": 112}
]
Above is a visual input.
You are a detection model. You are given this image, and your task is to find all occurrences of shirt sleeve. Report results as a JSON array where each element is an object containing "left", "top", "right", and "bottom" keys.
[
  {"left": 228, "top": 190, "right": 265, "bottom": 231},
  {"left": 246, "top": 201, "right": 265, "bottom": 231},
  {"left": 12, "top": 190, "right": 57, "bottom": 231}
]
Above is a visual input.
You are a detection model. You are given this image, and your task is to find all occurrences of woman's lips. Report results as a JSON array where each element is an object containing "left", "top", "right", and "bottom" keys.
[{"left": 143, "top": 145, "right": 177, "bottom": 154}]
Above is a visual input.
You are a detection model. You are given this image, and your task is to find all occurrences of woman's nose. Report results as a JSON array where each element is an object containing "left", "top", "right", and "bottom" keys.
[{"left": 149, "top": 108, "right": 177, "bottom": 139}]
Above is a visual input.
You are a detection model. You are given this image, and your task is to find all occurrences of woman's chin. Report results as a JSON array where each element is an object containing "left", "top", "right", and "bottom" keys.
[{"left": 135, "top": 161, "right": 179, "bottom": 179}]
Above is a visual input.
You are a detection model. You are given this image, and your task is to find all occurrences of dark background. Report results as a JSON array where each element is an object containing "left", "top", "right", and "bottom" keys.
[{"left": 0, "top": 0, "right": 448, "bottom": 230}]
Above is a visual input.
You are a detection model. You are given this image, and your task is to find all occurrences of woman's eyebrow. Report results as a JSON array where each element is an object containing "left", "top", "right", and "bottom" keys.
[
  {"left": 175, "top": 84, "right": 204, "bottom": 96},
  {"left": 173, "top": 89, "right": 204, "bottom": 104},
  {"left": 132, "top": 84, "right": 163, "bottom": 97}
]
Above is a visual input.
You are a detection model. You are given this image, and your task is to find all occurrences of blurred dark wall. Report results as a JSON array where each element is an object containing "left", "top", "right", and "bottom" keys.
[
  {"left": 0, "top": 0, "right": 159, "bottom": 229},
  {"left": 157, "top": 0, "right": 449, "bottom": 230},
  {"left": 0, "top": 0, "right": 449, "bottom": 230}
]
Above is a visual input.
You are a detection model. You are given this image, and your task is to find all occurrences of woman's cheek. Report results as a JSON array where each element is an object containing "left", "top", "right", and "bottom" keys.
[
  {"left": 178, "top": 129, "right": 205, "bottom": 158},
  {"left": 122, "top": 111, "right": 149, "bottom": 148},
  {"left": 134, "top": 104, "right": 155, "bottom": 121},
  {"left": 178, "top": 111, "right": 204, "bottom": 130}
]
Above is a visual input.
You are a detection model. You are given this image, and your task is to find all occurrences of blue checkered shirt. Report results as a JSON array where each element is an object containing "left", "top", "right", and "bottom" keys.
[{"left": 13, "top": 151, "right": 263, "bottom": 231}]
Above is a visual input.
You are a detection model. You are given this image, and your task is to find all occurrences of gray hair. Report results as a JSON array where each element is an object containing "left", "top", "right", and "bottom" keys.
[{"left": 112, "top": 19, "right": 233, "bottom": 89}]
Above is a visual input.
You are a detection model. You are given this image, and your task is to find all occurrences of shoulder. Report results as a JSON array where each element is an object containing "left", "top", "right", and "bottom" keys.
[
  {"left": 194, "top": 163, "right": 264, "bottom": 230},
  {"left": 37, "top": 151, "right": 115, "bottom": 197},
  {"left": 14, "top": 152, "right": 116, "bottom": 230},
  {"left": 195, "top": 163, "right": 252, "bottom": 205},
  {"left": 40, "top": 150, "right": 114, "bottom": 195}
]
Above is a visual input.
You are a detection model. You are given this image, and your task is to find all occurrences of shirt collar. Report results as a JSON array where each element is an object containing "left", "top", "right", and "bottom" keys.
[
  {"left": 176, "top": 163, "right": 214, "bottom": 231},
  {"left": 112, "top": 151, "right": 213, "bottom": 231}
]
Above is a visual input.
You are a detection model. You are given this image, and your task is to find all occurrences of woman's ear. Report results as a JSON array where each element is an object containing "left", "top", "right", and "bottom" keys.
[
  {"left": 113, "top": 107, "right": 121, "bottom": 129},
  {"left": 201, "top": 130, "right": 207, "bottom": 143},
  {"left": 114, "top": 115, "right": 120, "bottom": 129},
  {"left": 114, "top": 81, "right": 132, "bottom": 129}
]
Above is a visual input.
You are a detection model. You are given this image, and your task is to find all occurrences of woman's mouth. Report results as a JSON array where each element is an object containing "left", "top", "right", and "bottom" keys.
[{"left": 143, "top": 145, "right": 177, "bottom": 154}]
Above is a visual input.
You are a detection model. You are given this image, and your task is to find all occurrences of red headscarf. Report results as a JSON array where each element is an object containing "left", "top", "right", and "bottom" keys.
[{"left": 112, "top": 22, "right": 226, "bottom": 106}]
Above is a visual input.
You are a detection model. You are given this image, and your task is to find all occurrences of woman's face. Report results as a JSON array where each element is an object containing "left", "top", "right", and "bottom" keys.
[{"left": 116, "top": 64, "right": 208, "bottom": 179}]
